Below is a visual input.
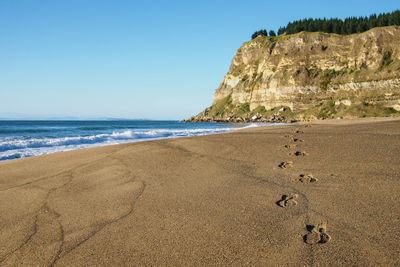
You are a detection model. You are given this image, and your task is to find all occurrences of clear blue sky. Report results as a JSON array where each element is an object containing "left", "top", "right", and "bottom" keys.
[{"left": 0, "top": 0, "right": 398, "bottom": 119}]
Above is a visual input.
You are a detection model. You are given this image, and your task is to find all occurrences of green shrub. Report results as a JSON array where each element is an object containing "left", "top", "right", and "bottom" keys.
[
  {"left": 238, "top": 103, "right": 250, "bottom": 114},
  {"left": 208, "top": 94, "right": 234, "bottom": 116},
  {"left": 382, "top": 51, "right": 393, "bottom": 67},
  {"left": 251, "top": 106, "right": 267, "bottom": 114}
]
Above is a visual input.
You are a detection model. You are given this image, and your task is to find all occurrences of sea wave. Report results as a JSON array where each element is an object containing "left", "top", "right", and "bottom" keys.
[
  {"left": 76, "top": 126, "right": 109, "bottom": 131},
  {"left": 0, "top": 129, "right": 52, "bottom": 134},
  {"left": 0, "top": 126, "right": 259, "bottom": 161}
]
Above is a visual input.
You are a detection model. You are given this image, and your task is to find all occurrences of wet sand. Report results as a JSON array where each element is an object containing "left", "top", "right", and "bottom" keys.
[{"left": 1, "top": 117, "right": 399, "bottom": 266}]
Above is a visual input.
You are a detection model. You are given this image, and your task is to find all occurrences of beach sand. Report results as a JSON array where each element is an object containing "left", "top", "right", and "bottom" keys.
[{"left": 1, "top": 117, "right": 399, "bottom": 266}]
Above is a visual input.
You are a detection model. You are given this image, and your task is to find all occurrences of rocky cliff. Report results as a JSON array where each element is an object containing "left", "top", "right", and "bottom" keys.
[{"left": 188, "top": 26, "right": 400, "bottom": 122}]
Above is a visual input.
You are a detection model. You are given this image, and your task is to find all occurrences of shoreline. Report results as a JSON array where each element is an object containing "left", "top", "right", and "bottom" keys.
[
  {"left": 0, "top": 121, "right": 275, "bottom": 163},
  {"left": 1, "top": 117, "right": 399, "bottom": 265}
]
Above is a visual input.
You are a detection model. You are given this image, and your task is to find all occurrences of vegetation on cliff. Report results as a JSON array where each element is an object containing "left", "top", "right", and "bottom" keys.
[
  {"left": 186, "top": 97, "right": 399, "bottom": 123},
  {"left": 252, "top": 10, "right": 400, "bottom": 39}
]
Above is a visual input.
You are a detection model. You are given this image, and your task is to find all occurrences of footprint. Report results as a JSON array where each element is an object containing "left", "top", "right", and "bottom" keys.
[
  {"left": 277, "top": 194, "right": 298, "bottom": 207},
  {"left": 285, "top": 134, "right": 294, "bottom": 138},
  {"left": 284, "top": 144, "right": 297, "bottom": 148},
  {"left": 293, "top": 138, "right": 304, "bottom": 142},
  {"left": 290, "top": 151, "right": 307, "bottom": 156},
  {"left": 279, "top": 161, "right": 293, "bottom": 169},
  {"left": 304, "top": 223, "right": 331, "bottom": 244},
  {"left": 294, "top": 129, "right": 304, "bottom": 134},
  {"left": 299, "top": 174, "right": 318, "bottom": 183},
  {"left": 304, "top": 124, "right": 312, "bottom": 128}
]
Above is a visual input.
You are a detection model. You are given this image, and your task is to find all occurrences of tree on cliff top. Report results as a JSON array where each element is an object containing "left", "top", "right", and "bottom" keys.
[
  {"left": 252, "top": 9, "right": 400, "bottom": 39},
  {"left": 251, "top": 29, "right": 268, "bottom": 39}
]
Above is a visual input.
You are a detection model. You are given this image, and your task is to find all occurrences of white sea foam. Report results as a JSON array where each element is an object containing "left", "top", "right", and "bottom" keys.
[{"left": 0, "top": 125, "right": 268, "bottom": 161}]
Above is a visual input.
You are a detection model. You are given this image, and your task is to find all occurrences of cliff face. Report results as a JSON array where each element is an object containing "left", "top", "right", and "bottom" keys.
[{"left": 189, "top": 26, "right": 400, "bottom": 122}]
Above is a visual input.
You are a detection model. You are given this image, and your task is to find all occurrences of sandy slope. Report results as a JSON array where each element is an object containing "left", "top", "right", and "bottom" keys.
[{"left": 0, "top": 117, "right": 399, "bottom": 266}]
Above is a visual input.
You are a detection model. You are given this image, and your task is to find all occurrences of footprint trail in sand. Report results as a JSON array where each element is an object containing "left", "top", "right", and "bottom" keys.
[{"left": 278, "top": 123, "right": 332, "bottom": 246}]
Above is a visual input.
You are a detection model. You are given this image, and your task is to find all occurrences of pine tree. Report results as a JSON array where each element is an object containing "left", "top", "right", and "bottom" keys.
[
  {"left": 251, "top": 29, "right": 269, "bottom": 39},
  {"left": 277, "top": 27, "right": 286, "bottom": 35},
  {"left": 257, "top": 9, "right": 400, "bottom": 38},
  {"left": 269, "top": 30, "right": 276, "bottom": 37}
]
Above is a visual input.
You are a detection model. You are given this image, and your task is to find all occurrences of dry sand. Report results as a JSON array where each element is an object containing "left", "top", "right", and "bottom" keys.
[{"left": 0, "top": 117, "right": 399, "bottom": 266}]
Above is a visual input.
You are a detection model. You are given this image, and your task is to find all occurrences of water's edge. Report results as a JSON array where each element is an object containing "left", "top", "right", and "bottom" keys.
[{"left": 0, "top": 121, "right": 280, "bottom": 162}]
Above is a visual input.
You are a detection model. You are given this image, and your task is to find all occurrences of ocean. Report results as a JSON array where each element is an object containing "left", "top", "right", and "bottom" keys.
[{"left": 0, "top": 120, "right": 270, "bottom": 162}]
